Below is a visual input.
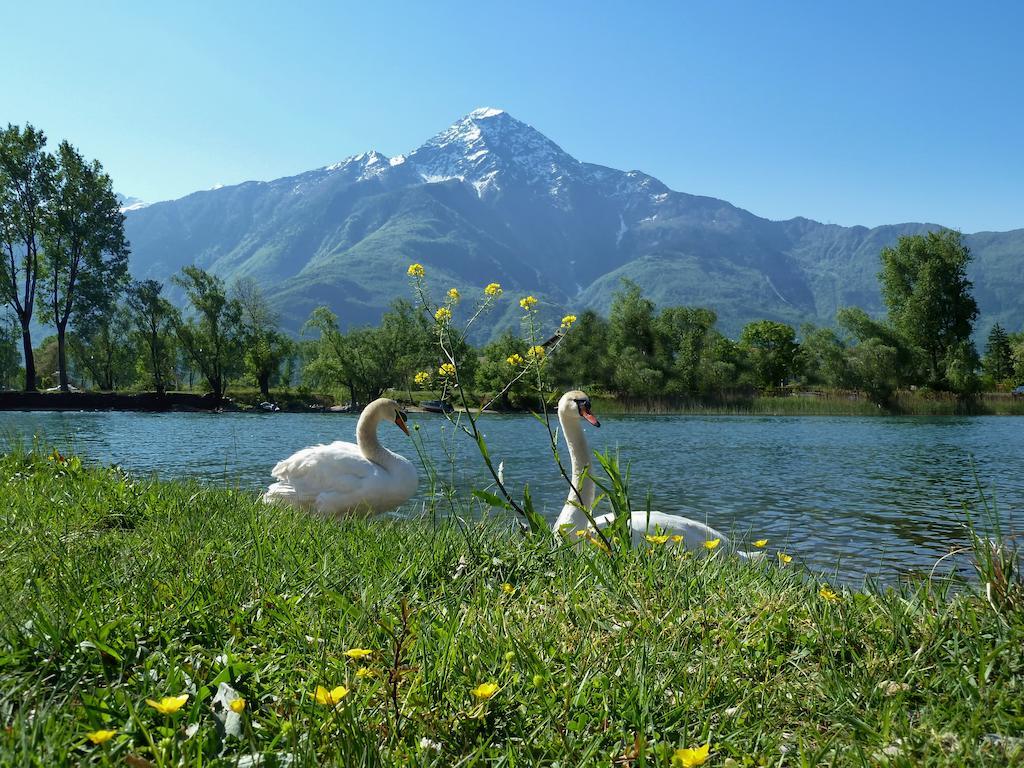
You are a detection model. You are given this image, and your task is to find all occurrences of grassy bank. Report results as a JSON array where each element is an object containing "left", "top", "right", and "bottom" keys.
[{"left": 1, "top": 453, "right": 1022, "bottom": 766}]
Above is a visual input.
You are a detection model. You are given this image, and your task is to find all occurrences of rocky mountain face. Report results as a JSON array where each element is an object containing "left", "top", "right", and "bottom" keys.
[{"left": 123, "top": 108, "right": 1023, "bottom": 338}]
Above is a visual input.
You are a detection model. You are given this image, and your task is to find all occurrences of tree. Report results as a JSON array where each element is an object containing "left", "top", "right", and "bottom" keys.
[
  {"left": 303, "top": 302, "right": 432, "bottom": 407},
  {"left": 655, "top": 306, "right": 718, "bottom": 395},
  {"left": 982, "top": 323, "right": 1014, "bottom": 384},
  {"left": 836, "top": 306, "right": 918, "bottom": 386},
  {"left": 1010, "top": 332, "right": 1024, "bottom": 385},
  {"left": 475, "top": 332, "right": 532, "bottom": 409},
  {"left": 879, "top": 230, "right": 979, "bottom": 388},
  {"left": 607, "top": 279, "right": 662, "bottom": 395},
  {"left": 69, "top": 303, "right": 136, "bottom": 390},
  {"left": 126, "top": 280, "right": 178, "bottom": 395},
  {"left": 798, "top": 325, "right": 849, "bottom": 388},
  {"left": 0, "top": 312, "right": 19, "bottom": 389},
  {"left": 0, "top": 124, "right": 55, "bottom": 390},
  {"left": 233, "top": 278, "right": 293, "bottom": 400},
  {"left": 40, "top": 141, "right": 129, "bottom": 391},
  {"left": 172, "top": 266, "right": 243, "bottom": 399},
  {"left": 845, "top": 337, "right": 901, "bottom": 405},
  {"left": 550, "top": 310, "right": 612, "bottom": 390},
  {"left": 33, "top": 335, "right": 60, "bottom": 389},
  {"left": 738, "top": 320, "right": 799, "bottom": 389}
]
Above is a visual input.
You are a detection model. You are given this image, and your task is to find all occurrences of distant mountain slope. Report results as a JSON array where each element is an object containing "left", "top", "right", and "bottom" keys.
[{"left": 124, "top": 108, "right": 1023, "bottom": 338}]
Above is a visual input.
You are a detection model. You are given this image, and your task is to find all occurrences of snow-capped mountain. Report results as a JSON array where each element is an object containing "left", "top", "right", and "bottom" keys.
[{"left": 122, "top": 108, "right": 1023, "bottom": 338}]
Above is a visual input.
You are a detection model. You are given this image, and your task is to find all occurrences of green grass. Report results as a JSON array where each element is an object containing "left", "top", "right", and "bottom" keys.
[{"left": 1, "top": 451, "right": 1022, "bottom": 766}]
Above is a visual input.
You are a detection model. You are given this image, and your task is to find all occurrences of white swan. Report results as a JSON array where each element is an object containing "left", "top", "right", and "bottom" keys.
[
  {"left": 263, "top": 398, "right": 417, "bottom": 516},
  {"left": 552, "top": 390, "right": 755, "bottom": 556}
]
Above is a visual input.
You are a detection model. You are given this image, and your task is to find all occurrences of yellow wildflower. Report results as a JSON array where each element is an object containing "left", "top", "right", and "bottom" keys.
[
  {"left": 704, "top": 538, "right": 721, "bottom": 550},
  {"left": 344, "top": 648, "right": 374, "bottom": 660},
  {"left": 589, "top": 536, "right": 611, "bottom": 554},
  {"left": 672, "top": 743, "right": 711, "bottom": 767},
  {"left": 561, "top": 314, "right": 577, "bottom": 328},
  {"left": 753, "top": 539, "right": 768, "bottom": 548},
  {"left": 86, "top": 729, "right": 117, "bottom": 745},
  {"left": 356, "top": 667, "right": 373, "bottom": 678},
  {"left": 574, "top": 529, "right": 589, "bottom": 538},
  {"left": 778, "top": 552, "right": 793, "bottom": 564},
  {"left": 407, "top": 263, "right": 425, "bottom": 278},
  {"left": 447, "top": 287, "right": 460, "bottom": 302},
  {"left": 526, "top": 345, "right": 545, "bottom": 360},
  {"left": 671, "top": 534, "right": 684, "bottom": 543},
  {"left": 645, "top": 534, "right": 670, "bottom": 545},
  {"left": 484, "top": 282, "right": 503, "bottom": 296},
  {"left": 435, "top": 306, "right": 452, "bottom": 323},
  {"left": 229, "top": 698, "right": 246, "bottom": 713},
  {"left": 314, "top": 685, "right": 349, "bottom": 706},
  {"left": 438, "top": 362, "right": 456, "bottom": 378},
  {"left": 145, "top": 694, "right": 189, "bottom": 715},
  {"left": 506, "top": 353, "right": 525, "bottom": 366},
  {"left": 501, "top": 583, "right": 515, "bottom": 594},
  {"left": 519, "top": 295, "right": 538, "bottom": 310},
  {"left": 819, "top": 586, "right": 840, "bottom": 602},
  {"left": 471, "top": 682, "right": 499, "bottom": 700},
  {"left": 414, "top": 371, "right": 431, "bottom": 386}
]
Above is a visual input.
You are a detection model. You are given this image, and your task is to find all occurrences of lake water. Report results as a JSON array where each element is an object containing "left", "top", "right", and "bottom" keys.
[{"left": 2, "top": 410, "right": 1022, "bottom": 585}]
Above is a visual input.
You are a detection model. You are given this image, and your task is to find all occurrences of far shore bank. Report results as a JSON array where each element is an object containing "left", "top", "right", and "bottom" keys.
[{"left": 2, "top": 388, "right": 1023, "bottom": 416}]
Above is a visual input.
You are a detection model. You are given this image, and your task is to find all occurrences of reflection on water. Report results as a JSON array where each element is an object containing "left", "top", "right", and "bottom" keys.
[{"left": 2, "top": 410, "right": 1021, "bottom": 585}]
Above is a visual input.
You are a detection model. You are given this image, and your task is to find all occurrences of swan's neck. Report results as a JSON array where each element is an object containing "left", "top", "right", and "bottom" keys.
[
  {"left": 553, "top": 414, "right": 595, "bottom": 534},
  {"left": 356, "top": 403, "right": 398, "bottom": 469}
]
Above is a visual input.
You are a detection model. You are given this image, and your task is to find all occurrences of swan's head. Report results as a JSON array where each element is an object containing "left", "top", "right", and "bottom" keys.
[
  {"left": 373, "top": 398, "right": 410, "bottom": 435},
  {"left": 558, "top": 390, "right": 600, "bottom": 427}
]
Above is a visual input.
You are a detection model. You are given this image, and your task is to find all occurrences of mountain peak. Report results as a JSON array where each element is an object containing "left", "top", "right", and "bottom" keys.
[{"left": 467, "top": 106, "right": 506, "bottom": 120}]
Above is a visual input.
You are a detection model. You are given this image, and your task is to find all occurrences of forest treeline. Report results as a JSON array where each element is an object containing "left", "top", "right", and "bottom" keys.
[{"left": 3, "top": 123, "right": 1022, "bottom": 405}]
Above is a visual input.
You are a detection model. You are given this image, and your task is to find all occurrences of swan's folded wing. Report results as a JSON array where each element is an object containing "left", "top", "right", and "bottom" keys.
[{"left": 270, "top": 441, "right": 373, "bottom": 497}]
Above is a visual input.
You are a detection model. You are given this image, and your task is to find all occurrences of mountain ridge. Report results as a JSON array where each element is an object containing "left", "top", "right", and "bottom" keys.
[{"left": 123, "top": 108, "right": 1023, "bottom": 338}]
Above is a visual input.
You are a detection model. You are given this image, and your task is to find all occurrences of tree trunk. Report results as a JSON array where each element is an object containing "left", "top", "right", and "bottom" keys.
[
  {"left": 56, "top": 321, "right": 69, "bottom": 392},
  {"left": 258, "top": 372, "right": 270, "bottom": 400},
  {"left": 20, "top": 321, "right": 36, "bottom": 391}
]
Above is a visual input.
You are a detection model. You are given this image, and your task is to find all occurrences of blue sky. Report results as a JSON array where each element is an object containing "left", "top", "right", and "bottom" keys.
[{"left": 3, "top": 1, "right": 1022, "bottom": 231}]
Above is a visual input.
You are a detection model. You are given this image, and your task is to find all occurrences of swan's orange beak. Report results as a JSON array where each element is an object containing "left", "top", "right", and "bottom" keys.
[
  {"left": 395, "top": 413, "right": 410, "bottom": 435},
  {"left": 581, "top": 403, "right": 600, "bottom": 427}
]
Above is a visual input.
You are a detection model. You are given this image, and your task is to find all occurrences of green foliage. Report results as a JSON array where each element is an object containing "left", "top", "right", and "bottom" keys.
[
  {"left": 474, "top": 332, "right": 530, "bottom": 409},
  {"left": 738, "top": 320, "right": 799, "bottom": 388},
  {"left": 982, "top": 323, "right": 1014, "bottom": 384},
  {"left": 549, "top": 310, "right": 612, "bottom": 390},
  {"left": 172, "top": 266, "right": 243, "bottom": 399},
  {"left": 39, "top": 141, "right": 129, "bottom": 391},
  {"left": 233, "top": 278, "right": 293, "bottom": 400},
  {"left": 2, "top": 453, "right": 1023, "bottom": 766},
  {"left": 607, "top": 280, "right": 663, "bottom": 396},
  {"left": 0, "top": 123, "right": 55, "bottom": 390},
  {"left": 126, "top": 280, "right": 178, "bottom": 395},
  {"left": 303, "top": 301, "right": 432, "bottom": 406},
  {"left": 797, "top": 324, "right": 849, "bottom": 388},
  {"left": 0, "top": 312, "right": 21, "bottom": 389},
  {"left": 654, "top": 306, "right": 718, "bottom": 395},
  {"left": 879, "top": 230, "right": 979, "bottom": 388},
  {"left": 68, "top": 303, "right": 137, "bottom": 391}
]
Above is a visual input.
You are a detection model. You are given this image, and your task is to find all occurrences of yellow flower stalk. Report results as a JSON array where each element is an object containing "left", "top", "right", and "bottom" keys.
[
  {"left": 672, "top": 743, "right": 710, "bottom": 767},
  {"left": 407, "top": 263, "right": 425, "bottom": 278},
  {"left": 414, "top": 371, "right": 431, "bottom": 386},
  {"left": 229, "top": 698, "right": 246, "bottom": 713},
  {"left": 506, "top": 353, "right": 525, "bottom": 366},
  {"left": 344, "top": 648, "right": 374, "bottom": 659},
  {"left": 484, "top": 282, "right": 503, "bottom": 296},
  {"left": 501, "top": 583, "right": 515, "bottom": 594},
  {"left": 778, "top": 552, "right": 793, "bottom": 564},
  {"left": 645, "top": 534, "right": 670, "bottom": 545},
  {"left": 819, "top": 586, "right": 840, "bottom": 602},
  {"left": 315, "top": 685, "right": 349, "bottom": 706},
  {"left": 754, "top": 539, "right": 768, "bottom": 548},
  {"left": 447, "top": 287, "right": 460, "bottom": 302},
  {"left": 145, "top": 694, "right": 189, "bottom": 715},
  {"left": 671, "top": 534, "right": 684, "bottom": 543},
  {"left": 560, "top": 314, "right": 577, "bottom": 328},
  {"left": 438, "top": 362, "right": 456, "bottom": 377},
  {"left": 435, "top": 306, "right": 452, "bottom": 323},
  {"left": 526, "top": 345, "right": 545, "bottom": 360},
  {"left": 86, "top": 729, "right": 117, "bottom": 745},
  {"left": 519, "top": 295, "right": 538, "bottom": 310},
  {"left": 703, "top": 538, "right": 721, "bottom": 550},
  {"left": 356, "top": 667, "right": 373, "bottom": 678},
  {"left": 471, "top": 682, "right": 499, "bottom": 700}
]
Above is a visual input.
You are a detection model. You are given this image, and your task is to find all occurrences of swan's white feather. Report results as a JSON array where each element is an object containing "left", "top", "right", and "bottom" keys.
[{"left": 264, "top": 440, "right": 416, "bottom": 517}]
